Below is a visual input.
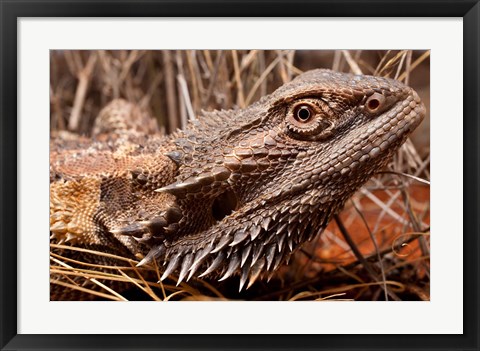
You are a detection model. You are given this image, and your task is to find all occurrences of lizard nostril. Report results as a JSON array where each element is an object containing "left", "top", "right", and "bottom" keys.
[
  {"left": 365, "top": 93, "right": 385, "bottom": 113},
  {"left": 212, "top": 190, "right": 238, "bottom": 221},
  {"left": 367, "top": 98, "right": 380, "bottom": 110}
]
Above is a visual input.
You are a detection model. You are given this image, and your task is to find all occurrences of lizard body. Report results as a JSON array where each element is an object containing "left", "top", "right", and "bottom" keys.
[{"left": 50, "top": 69, "right": 425, "bottom": 298}]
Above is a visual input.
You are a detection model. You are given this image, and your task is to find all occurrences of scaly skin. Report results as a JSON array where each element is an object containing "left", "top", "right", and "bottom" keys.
[{"left": 50, "top": 69, "right": 425, "bottom": 296}]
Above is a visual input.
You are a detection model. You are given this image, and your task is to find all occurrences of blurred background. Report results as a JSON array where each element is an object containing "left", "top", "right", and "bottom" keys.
[{"left": 50, "top": 50, "right": 430, "bottom": 301}]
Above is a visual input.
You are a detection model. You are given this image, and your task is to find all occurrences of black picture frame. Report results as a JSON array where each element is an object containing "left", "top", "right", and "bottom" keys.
[{"left": 1, "top": 1, "right": 478, "bottom": 350}]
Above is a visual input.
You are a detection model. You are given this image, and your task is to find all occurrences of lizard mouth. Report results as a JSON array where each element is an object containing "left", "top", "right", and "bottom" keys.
[
  {"left": 364, "top": 89, "right": 425, "bottom": 159},
  {"left": 335, "top": 89, "right": 425, "bottom": 176}
]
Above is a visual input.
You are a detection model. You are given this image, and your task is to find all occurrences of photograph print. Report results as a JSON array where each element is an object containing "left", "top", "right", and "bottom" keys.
[{"left": 49, "top": 50, "right": 430, "bottom": 301}]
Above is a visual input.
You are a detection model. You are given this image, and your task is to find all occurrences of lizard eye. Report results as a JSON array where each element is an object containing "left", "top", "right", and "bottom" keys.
[
  {"left": 294, "top": 105, "right": 313, "bottom": 122},
  {"left": 286, "top": 99, "right": 334, "bottom": 140}
]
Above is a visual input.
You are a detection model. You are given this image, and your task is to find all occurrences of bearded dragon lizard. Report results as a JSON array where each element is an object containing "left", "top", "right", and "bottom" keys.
[{"left": 50, "top": 69, "right": 425, "bottom": 299}]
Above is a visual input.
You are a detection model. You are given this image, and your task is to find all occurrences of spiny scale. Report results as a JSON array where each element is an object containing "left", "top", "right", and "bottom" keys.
[
  {"left": 176, "top": 253, "right": 193, "bottom": 285},
  {"left": 160, "top": 254, "right": 181, "bottom": 281},
  {"left": 165, "top": 150, "right": 183, "bottom": 165},
  {"left": 250, "top": 225, "right": 262, "bottom": 241},
  {"left": 247, "top": 258, "right": 266, "bottom": 289},
  {"left": 239, "top": 257, "right": 252, "bottom": 292},
  {"left": 218, "top": 251, "right": 240, "bottom": 281},
  {"left": 230, "top": 229, "right": 249, "bottom": 246},
  {"left": 198, "top": 252, "right": 225, "bottom": 278},
  {"left": 272, "top": 250, "right": 284, "bottom": 271},
  {"left": 240, "top": 244, "right": 252, "bottom": 267},
  {"left": 265, "top": 244, "right": 277, "bottom": 271},
  {"left": 250, "top": 244, "right": 264, "bottom": 268},
  {"left": 187, "top": 247, "right": 212, "bottom": 280},
  {"left": 137, "top": 245, "right": 165, "bottom": 267},
  {"left": 211, "top": 235, "right": 233, "bottom": 254}
]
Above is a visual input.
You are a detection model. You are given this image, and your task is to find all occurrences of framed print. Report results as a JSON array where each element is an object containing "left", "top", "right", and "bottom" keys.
[{"left": 1, "top": 1, "right": 479, "bottom": 350}]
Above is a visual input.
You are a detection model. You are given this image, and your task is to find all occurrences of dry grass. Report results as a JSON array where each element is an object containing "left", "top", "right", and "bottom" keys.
[{"left": 50, "top": 50, "right": 430, "bottom": 301}]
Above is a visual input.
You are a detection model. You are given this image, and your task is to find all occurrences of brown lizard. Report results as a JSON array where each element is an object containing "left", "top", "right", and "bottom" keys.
[{"left": 50, "top": 69, "right": 426, "bottom": 298}]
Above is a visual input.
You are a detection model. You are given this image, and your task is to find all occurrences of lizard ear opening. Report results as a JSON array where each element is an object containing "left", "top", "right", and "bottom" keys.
[{"left": 212, "top": 189, "right": 238, "bottom": 221}]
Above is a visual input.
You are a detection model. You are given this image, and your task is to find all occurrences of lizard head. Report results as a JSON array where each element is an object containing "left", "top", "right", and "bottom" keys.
[{"left": 139, "top": 69, "right": 425, "bottom": 290}]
